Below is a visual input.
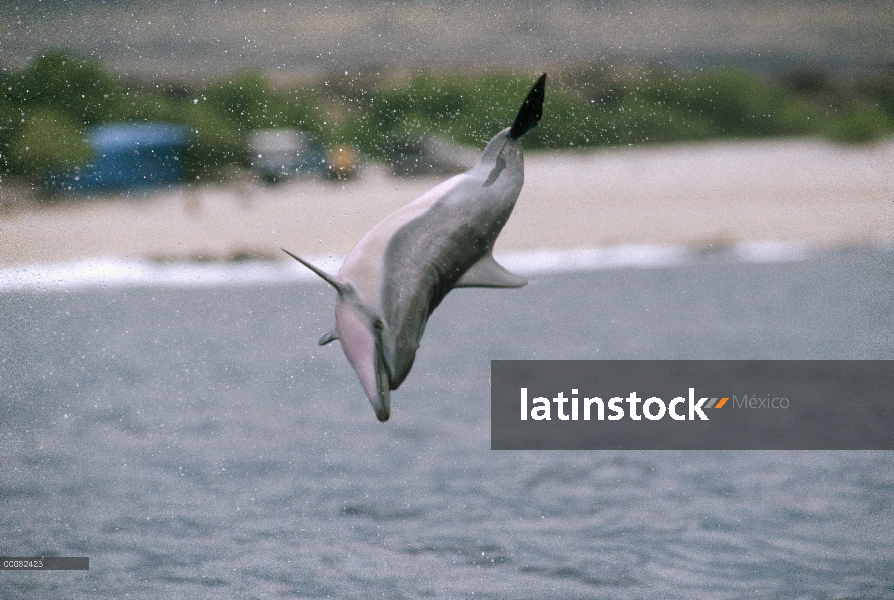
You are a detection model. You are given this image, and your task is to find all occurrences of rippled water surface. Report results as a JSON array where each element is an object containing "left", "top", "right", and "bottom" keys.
[{"left": 1, "top": 248, "right": 893, "bottom": 598}]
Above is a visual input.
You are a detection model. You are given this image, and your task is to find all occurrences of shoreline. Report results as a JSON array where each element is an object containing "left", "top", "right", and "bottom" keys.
[
  {"left": 1, "top": 138, "right": 892, "bottom": 268},
  {"left": 0, "top": 240, "right": 827, "bottom": 293}
]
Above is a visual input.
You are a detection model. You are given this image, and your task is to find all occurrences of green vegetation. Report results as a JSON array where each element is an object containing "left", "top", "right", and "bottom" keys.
[{"left": 2, "top": 51, "right": 893, "bottom": 184}]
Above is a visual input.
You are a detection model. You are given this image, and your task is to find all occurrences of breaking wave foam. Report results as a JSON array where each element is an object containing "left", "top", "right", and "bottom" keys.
[{"left": 0, "top": 242, "right": 812, "bottom": 293}]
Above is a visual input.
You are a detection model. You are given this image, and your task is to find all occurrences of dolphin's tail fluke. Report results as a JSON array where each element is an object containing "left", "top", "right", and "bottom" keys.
[
  {"left": 281, "top": 248, "right": 349, "bottom": 295},
  {"left": 508, "top": 73, "right": 546, "bottom": 140}
]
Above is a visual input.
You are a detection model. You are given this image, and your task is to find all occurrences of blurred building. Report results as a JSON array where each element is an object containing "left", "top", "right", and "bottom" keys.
[
  {"left": 386, "top": 136, "right": 478, "bottom": 177},
  {"left": 248, "top": 129, "right": 327, "bottom": 183},
  {"left": 48, "top": 123, "right": 190, "bottom": 193}
]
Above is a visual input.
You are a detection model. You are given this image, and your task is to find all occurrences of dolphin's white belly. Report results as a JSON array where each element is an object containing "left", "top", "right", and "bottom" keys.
[{"left": 338, "top": 176, "right": 465, "bottom": 305}]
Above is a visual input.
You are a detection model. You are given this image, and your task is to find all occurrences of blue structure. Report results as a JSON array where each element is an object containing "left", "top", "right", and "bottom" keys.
[{"left": 48, "top": 123, "right": 190, "bottom": 193}]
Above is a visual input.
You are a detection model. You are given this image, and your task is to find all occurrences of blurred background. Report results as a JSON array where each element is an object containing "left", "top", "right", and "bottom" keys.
[
  {"left": 1, "top": 4, "right": 893, "bottom": 599},
  {"left": 1, "top": 0, "right": 893, "bottom": 191}
]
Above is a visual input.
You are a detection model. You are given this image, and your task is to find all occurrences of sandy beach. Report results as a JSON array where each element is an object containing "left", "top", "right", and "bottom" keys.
[{"left": 1, "top": 138, "right": 892, "bottom": 268}]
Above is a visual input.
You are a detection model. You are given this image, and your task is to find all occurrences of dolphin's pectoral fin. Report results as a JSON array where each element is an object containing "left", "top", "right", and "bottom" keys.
[
  {"left": 318, "top": 330, "right": 338, "bottom": 346},
  {"left": 281, "top": 248, "right": 348, "bottom": 295},
  {"left": 454, "top": 254, "right": 527, "bottom": 288}
]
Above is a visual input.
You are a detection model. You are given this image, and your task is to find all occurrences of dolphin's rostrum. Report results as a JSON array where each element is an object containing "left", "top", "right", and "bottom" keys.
[{"left": 284, "top": 74, "right": 546, "bottom": 421}]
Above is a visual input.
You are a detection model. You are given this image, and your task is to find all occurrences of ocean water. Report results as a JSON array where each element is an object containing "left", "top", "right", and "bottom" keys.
[{"left": 1, "top": 247, "right": 893, "bottom": 598}]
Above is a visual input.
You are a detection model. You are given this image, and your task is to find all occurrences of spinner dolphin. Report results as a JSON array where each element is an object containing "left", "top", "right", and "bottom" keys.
[{"left": 284, "top": 74, "right": 546, "bottom": 421}]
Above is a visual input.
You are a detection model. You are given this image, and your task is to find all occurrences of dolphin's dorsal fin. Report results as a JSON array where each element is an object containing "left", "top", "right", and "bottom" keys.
[
  {"left": 318, "top": 330, "right": 338, "bottom": 346},
  {"left": 454, "top": 254, "right": 527, "bottom": 288}
]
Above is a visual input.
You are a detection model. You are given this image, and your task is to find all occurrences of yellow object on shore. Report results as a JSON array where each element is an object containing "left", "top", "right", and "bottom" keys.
[{"left": 327, "top": 145, "right": 361, "bottom": 180}]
